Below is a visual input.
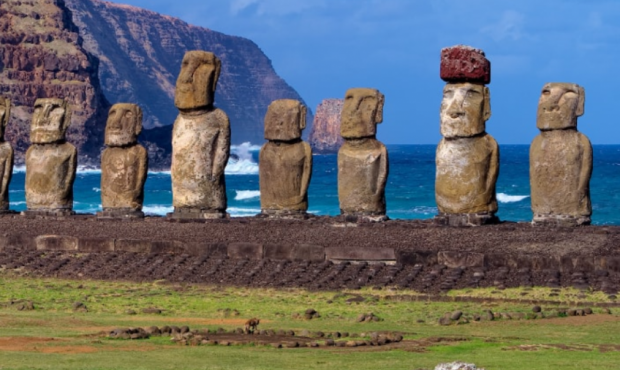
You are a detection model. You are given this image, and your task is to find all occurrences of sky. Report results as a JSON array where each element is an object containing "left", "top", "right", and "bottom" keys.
[{"left": 106, "top": 0, "right": 620, "bottom": 145}]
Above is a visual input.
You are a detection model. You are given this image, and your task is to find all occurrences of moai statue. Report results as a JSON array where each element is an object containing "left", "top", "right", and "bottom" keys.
[
  {"left": 259, "top": 99, "right": 312, "bottom": 217},
  {"left": 530, "top": 83, "right": 592, "bottom": 226},
  {"left": 24, "top": 98, "right": 77, "bottom": 217},
  {"left": 169, "top": 51, "right": 230, "bottom": 220},
  {"left": 337, "top": 88, "right": 389, "bottom": 222},
  {"left": 97, "top": 103, "right": 148, "bottom": 220},
  {"left": 0, "top": 98, "right": 14, "bottom": 213},
  {"left": 435, "top": 45, "right": 499, "bottom": 226}
]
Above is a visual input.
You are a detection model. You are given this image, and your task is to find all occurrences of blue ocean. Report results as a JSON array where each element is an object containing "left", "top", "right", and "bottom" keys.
[{"left": 8, "top": 144, "right": 620, "bottom": 225}]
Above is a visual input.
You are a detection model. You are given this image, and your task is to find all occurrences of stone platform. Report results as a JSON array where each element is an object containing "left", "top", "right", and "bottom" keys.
[{"left": 0, "top": 215, "right": 618, "bottom": 295}]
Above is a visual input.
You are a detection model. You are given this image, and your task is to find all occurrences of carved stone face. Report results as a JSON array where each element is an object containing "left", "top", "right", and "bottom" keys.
[
  {"left": 0, "top": 98, "right": 9, "bottom": 141},
  {"left": 174, "top": 51, "right": 221, "bottom": 110},
  {"left": 105, "top": 103, "right": 143, "bottom": 147},
  {"left": 440, "top": 82, "right": 491, "bottom": 138},
  {"left": 537, "top": 83, "right": 584, "bottom": 131},
  {"left": 264, "top": 99, "right": 306, "bottom": 141},
  {"left": 340, "top": 88, "right": 384, "bottom": 139},
  {"left": 30, "top": 98, "right": 71, "bottom": 144}
]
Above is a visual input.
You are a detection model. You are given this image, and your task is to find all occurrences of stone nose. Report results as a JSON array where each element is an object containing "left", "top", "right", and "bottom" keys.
[{"left": 446, "top": 99, "right": 465, "bottom": 119}]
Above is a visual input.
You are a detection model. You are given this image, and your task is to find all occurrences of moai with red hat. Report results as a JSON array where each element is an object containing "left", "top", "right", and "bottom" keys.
[
  {"left": 530, "top": 83, "right": 592, "bottom": 226},
  {"left": 435, "top": 45, "right": 499, "bottom": 226}
]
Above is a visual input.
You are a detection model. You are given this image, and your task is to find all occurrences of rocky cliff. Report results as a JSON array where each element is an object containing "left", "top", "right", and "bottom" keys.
[
  {"left": 0, "top": 0, "right": 311, "bottom": 168},
  {"left": 308, "top": 99, "right": 343, "bottom": 153},
  {"left": 0, "top": 0, "right": 109, "bottom": 165},
  {"left": 64, "top": 0, "right": 312, "bottom": 149}
]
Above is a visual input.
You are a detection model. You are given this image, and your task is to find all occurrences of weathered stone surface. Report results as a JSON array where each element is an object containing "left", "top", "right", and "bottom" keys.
[
  {"left": 98, "top": 103, "right": 148, "bottom": 219},
  {"left": 170, "top": 51, "right": 230, "bottom": 219},
  {"left": 263, "top": 244, "right": 324, "bottom": 262},
  {"left": 0, "top": 0, "right": 109, "bottom": 166},
  {"left": 260, "top": 99, "right": 312, "bottom": 216},
  {"left": 530, "top": 83, "right": 592, "bottom": 226},
  {"left": 35, "top": 235, "right": 78, "bottom": 251},
  {"left": 228, "top": 242, "right": 263, "bottom": 260},
  {"left": 436, "top": 48, "right": 498, "bottom": 224},
  {"left": 0, "top": 98, "right": 14, "bottom": 212},
  {"left": 308, "top": 99, "right": 344, "bottom": 153},
  {"left": 440, "top": 45, "right": 491, "bottom": 84},
  {"left": 325, "top": 247, "right": 396, "bottom": 262},
  {"left": 438, "top": 251, "right": 485, "bottom": 268},
  {"left": 25, "top": 98, "right": 77, "bottom": 213},
  {"left": 78, "top": 237, "right": 115, "bottom": 252},
  {"left": 338, "top": 88, "right": 388, "bottom": 220}
]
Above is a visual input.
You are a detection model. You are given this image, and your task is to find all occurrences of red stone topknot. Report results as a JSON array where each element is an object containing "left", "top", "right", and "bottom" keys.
[{"left": 440, "top": 45, "right": 491, "bottom": 84}]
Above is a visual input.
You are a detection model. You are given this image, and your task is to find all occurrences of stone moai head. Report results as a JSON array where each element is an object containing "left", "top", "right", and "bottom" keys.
[
  {"left": 264, "top": 99, "right": 307, "bottom": 141},
  {"left": 30, "top": 98, "right": 72, "bottom": 144},
  {"left": 0, "top": 98, "right": 10, "bottom": 141},
  {"left": 439, "top": 45, "right": 491, "bottom": 138},
  {"left": 340, "top": 88, "right": 384, "bottom": 139},
  {"left": 536, "top": 83, "right": 585, "bottom": 131},
  {"left": 105, "top": 103, "right": 143, "bottom": 147},
  {"left": 174, "top": 51, "right": 221, "bottom": 111}
]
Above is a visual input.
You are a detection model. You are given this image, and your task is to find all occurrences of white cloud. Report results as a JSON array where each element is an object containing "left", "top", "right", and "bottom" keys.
[
  {"left": 230, "top": 0, "right": 325, "bottom": 17},
  {"left": 230, "top": 0, "right": 259, "bottom": 15},
  {"left": 481, "top": 10, "right": 525, "bottom": 42}
]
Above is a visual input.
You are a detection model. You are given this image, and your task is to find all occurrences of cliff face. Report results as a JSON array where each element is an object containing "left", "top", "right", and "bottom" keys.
[
  {"left": 0, "top": 0, "right": 109, "bottom": 165},
  {"left": 308, "top": 99, "right": 343, "bottom": 153},
  {"left": 64, "top": 0, "right": 313, "bottom": 150}
]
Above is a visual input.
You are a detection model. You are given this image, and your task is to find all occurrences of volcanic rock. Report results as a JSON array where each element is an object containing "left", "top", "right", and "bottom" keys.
[
  {"left": 308, "top": 99, "right": 343, "bottom": 153},
  {"left": 440, "top": 45, "right": 491, "bottom": 84}
]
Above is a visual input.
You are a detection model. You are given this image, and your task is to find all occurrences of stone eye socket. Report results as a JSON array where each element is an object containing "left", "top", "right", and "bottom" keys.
[
  {"left": 124, "top": 111, "right": 134, "bottom": 118},
  {"left": 345, "top": 95, "right": 353, "bottom": 100},
  {"left": 542, "top": 89, "right": 551, "bottom": 96},
  {"left": 466, "top": 90, "right": 479, "bottom": 98}
]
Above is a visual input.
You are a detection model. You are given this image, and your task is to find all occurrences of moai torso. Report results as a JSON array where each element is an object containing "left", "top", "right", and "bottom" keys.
[
  {"left": 337, "top": 88, "right": 388, "bottom": 220},
  {"left": 0, "top": 99, "right": 13, "bottom": 211},
  {"left": 0, "top": 142, "right": 13, "bottom": 211},
  {"left": 435, "top": 45, "right": 498, "bottom": 225},
  {"left": 530, "top": 83, "right": 592, "bottom": 225},
  {"left": 260, "top": 141, "right": 312, "bottom": 212},
  {"left": 101, "top": 145, "right": 148, "bottom": 210},
  {"left": 259, "top": 99, "right": 312, "bottom": 215},
  {"left": 171, "top": 109, "right": 230, "bottom": 211},
  {"left": 25, "top": 143, "right": 77, "bottom": 210},
  {"left": 435, "top": 134, "right": 498, "bottom": 214},
  {"left": 25, "top": 98, "right": 76, "bottom": 213},
  {"left": 170, "top": 51, "right": 230, "bottom": 217},
  {"left": 338, "top": 139, "right": 388, "bottom": 215}
]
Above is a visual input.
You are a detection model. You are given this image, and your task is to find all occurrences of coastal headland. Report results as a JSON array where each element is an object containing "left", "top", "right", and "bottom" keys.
[{"left": 1, "top": 215, "right": 619, "bottom": 296}]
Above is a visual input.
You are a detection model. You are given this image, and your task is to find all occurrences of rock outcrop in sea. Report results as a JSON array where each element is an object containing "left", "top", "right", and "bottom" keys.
[{"left": 308, "top": 99, "right": 344, "bottom": 153}]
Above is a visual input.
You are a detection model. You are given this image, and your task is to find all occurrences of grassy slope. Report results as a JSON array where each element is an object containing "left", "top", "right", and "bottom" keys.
[{"left": 0, "top": 275, "right": 618, "bottom": 370}]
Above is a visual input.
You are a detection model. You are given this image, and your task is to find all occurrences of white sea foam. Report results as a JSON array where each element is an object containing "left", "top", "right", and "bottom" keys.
[
  {"left": 235, "top": 190, "right": 260, "bottom": 201},
  {"left": 226, "top": 142, "right": 259, "bottom": 175},
  {"left": 92, "top": 187, "right": 101, "bottom": 192},
  {"left": 228, "top": 207, "right": 260, "bottom": 217},
  {"left": 497, "top": 193, "right": 529, "bottom": 203},
  {"left": 231, "top": 142, "right": 261, "bottom": 152},
  {"left": 143, "top": 205, "right": 173, "bottom": 216},
  {"left": 10, "top": 201, "right": 26, "bottom": 206}
]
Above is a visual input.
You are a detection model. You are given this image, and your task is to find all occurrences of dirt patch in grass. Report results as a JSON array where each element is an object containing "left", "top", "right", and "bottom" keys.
[
  {"left": 542, "top": 314, "right": 620, "bottom": 326},
  {"left": 0, "top": 337, "right": 64, "bottom": 351}
]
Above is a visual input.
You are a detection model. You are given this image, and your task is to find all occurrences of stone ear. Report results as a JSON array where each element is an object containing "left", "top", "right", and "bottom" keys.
[
  {"left": 212, "top": 57, "right": 222, "bottom": 93},
  {"left": 299, "top": 105, "right": 307, "bottom": 130},
  {"left": 134, "top": 105, "right": 143, "bottom": 136},
  {"left": 61, "top": 99, "right": 72, "bottom": 131},
  {"left": 483, "top": 86, "right": 492, "bottom": 121},
  {"left": 375, "top": 92, "right": 385, "bottom": 124},
  {"left": 576, "top": 85, "right": 585, "bottom": 117}
]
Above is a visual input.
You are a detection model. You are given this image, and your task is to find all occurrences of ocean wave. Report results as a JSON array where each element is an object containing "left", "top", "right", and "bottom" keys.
[
  {"left": 143, "top": 205, "right": 173, "bottom": 216},
  {"left": 231, "top": 142, "right": 261, "bottom": 152},
  {"left": 10, "top": 201, "right": 26, "bottom": 206},
  {"left": 225, "top": 159, "right": 258, "bottom": 175},
  {"left": 497, "top": 193, "right": 529, "bottom": 203},
  {"left": 228, "top": 207, "right": 260, "bottom": 217},
  {"left": 92, "top": 187, "right": 101, "bottom": 192},
  {"left": 235, "top": 190, "right": 260, "bottom": 201}
]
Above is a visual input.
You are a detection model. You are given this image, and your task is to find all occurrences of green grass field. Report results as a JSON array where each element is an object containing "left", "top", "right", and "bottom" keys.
[{"left": 0, "top": 274, "right": 618, "bottom": 370}]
